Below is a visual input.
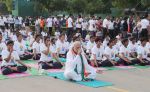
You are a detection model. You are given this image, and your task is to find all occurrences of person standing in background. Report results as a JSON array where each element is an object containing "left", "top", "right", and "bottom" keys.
[{"left": 67, "top": 14, "right": 74, "bottom": 42}]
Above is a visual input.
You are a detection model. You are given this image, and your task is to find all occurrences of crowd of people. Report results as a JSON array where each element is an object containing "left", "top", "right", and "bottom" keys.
[{"left": 0, "top": 14, "right": 149, "bottom": 81}]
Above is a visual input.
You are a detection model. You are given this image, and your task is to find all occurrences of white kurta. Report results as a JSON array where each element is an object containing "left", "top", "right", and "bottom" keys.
[{"left": 64, "top": 50, "right": 96, "bottom": 81}]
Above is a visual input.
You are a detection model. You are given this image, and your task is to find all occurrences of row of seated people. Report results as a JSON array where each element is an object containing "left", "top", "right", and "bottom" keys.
[{"left": 0, "top": 33, "right": 150, "bottom": 75}]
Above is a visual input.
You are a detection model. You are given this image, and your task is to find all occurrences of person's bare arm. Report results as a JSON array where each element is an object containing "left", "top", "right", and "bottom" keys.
[{"left": 4, "top": 48, "right": 13, "bottom": 62}]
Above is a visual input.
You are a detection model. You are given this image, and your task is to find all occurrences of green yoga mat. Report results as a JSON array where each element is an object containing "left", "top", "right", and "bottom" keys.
[
  {"left": 133, "top": 65, "right": 150, "bottom": 69},
  {"left": 0, "top": 74, "right": 7, "bottom": 80},
  {"left": 52, "top": 58, "right": 66, "bottom": 63},
  {"left": 47, "top": 72, "right": 113, "bottom": 88},
  {"left": 23, "top": 60, "right": 36, "bottom": 64},
  {"left": 27, "top": 68, "right": 39, "bottom": 76},
  {"left": 103, "top": 67, "right": 120, "bottom": 70},
  {"left": 59, "top": 58, "right": 66, "bottom": 63}
]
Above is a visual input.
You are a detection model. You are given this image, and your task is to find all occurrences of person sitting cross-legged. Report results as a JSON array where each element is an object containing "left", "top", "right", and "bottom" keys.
[
  {"left": 64, "top": 41, "right": 101, "bottom": 82},
  {"left": 1, "top": 40, "right": 30, "bottom": 75}
]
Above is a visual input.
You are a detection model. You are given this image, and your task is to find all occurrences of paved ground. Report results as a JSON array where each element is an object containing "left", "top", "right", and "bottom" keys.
[{"left": 0, "top": 68, "right": 150, "bottom": 92}]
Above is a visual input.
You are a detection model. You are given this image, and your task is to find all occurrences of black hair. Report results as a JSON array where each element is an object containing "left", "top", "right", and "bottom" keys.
[
  {"left": 107, "top": 38, "right": 115, "bottom": 46},
  {"left": 44, "top": 36, "right": 50, "bottom": 42},
  {"left": 129, "top": 37, "right": 136, "bottom": 41},
  {"left": 95, "top": 37, "right": 102, "bottom": 43},
  {"left": 16, "top": 33, "right": 22, "bottom": 38},
  {"left": 35, "top": 34, "right": 41, "bottom": 40},
  {"left": 90, "top": 36, "right": 94, "bottom": 39},
  {"left": 121, "top": 38, "right": 128, "bottom": 45},
  {"left": 6, "top": 40, "right": 14, "bottom": 45},
  {"left": 51, "top": 38, "right": 56, "bottom": 45},
  {"left": 59, "top": 33, "right": 65, "bottom": 38},
  {"left": 140, "top": 37, "right": 147, "bottom": 42}
]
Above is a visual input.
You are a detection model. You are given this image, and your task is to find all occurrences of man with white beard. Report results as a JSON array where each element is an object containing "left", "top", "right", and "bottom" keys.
[{"left": 64, "top": 41, "right": 101, "bottom": 81}]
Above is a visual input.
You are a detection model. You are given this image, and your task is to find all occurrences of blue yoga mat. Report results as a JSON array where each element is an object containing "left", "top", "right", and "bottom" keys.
[
  {"left": 52, "top": 58, "right": 66, "bottom": 63},
  {"left": 59, "top": 58, "right": 66, "bottom": 62},
  {"left": 47, "top": 72, "right": 113, "bottom": 88}
]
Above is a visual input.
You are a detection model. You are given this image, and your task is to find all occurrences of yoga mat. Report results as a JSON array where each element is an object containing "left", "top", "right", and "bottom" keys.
[
  {"left": 115, "top": 66, "right": 136, "bottom": 69},
  {"left": 47, "top": 72, "right": 113, "bottom": 88},
  {"left": 23, "top": 60, "right": 36, "bottom": 64},
  {"left": 0, "top": 74, "right": 7, "bottom": 80},
  {"left": 46, "top": 69, "right": 64, "bottom": 73},
  {"left": 97, "top": 68, "right": 108, "bottom": 71},
  {"left": 6, "top": 72, "right": 31, "bottom": 78},
  {"left": 52, "top": 58, "right": 66, "bottom": 63},
  {"left": 133, "top": 65, "right": 150, "bottom": 69},
  {"left": 103, "top": 67, "right": 120, "bottom": 70},
  {"left": 27, "top": 68, "right": 39, "bottom": 76},
  {"left": 27, "top": 63, "right": 38, "bottom": 69},
  {"left": 59, "top": 58, "right": 66, "bottom": 63}
]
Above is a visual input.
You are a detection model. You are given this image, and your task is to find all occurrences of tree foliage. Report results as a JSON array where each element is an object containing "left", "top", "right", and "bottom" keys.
[{"left": 0, "top": 0, "right": 149, "bottom": 15}]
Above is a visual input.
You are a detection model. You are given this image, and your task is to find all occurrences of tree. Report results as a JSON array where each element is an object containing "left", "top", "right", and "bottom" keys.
[
  {"left": 112, "top": 0, "right": 149, "bottom": 10},
  {"left": 0, "top": 2, "right": 8, "bottom": 14}
]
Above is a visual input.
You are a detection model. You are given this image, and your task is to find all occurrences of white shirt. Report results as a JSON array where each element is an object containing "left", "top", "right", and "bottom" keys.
[
  {"left": 67, "top": 17, "right": 73, "bottom": 28},
  {"left": 14, "top": 40, "right": 27, "bottom": 55},
  {"left": 40, "top": 43, "right": 54, "bottom": 62},
  {"left": 1, "top": 50, "right": 20, "bottom": 66},
  {"left": 56, "top": 40, "right": 68, "bottom": 54},
  {"left": 103, "top": 18, "right": 109, "bottom": 28},
  {"left": 108, "top": 21, "right": 114, "bottom": 30},
  {"left": 137, "top": 45, "right": 149, "bottom": 59},
  {"left": 15, "top": 18, "right": 20, "bottom": 25},
  {"left": 91, "top": 45, "right": 104, "bottom": 60},
  {"left": 46, "top": 18, "right": 53, "bottom": 27},
  {"left": 115, "top": 40, "right": 123, "bottom": 52},
  {"left": 0, "top": 18, "right": 4, "bottom": 26},
  {"left": 11, "top": 34, "right": 17, "bottom": 41},
  {"left": 140, "top": 19, "right": 149, "bottom": 29},
  {"left": 18, "top": 17, "right": 23, "bottom": 24},
  {"left": 3, "top": 17, "right": 8, "bottom": 23},
  {"left": 82, "top": 21, "right": 88, "bottom": 30},
  {"left": 104, "top": 46, "right": 118, "bottom": 60},
  {"left": 35, "top": 19, "right": 39, "bottom": 26},
  {"left": 86, "top": 41, "right": 95, "bottom": 53},
  {"left": 146, "top": 42, "right": 150, "bottom": 52},
  {"left": 0, "top": 42, "right": 7, "bottom": 55},
  {"left": 119, "top": 45, "right": 131, "bottom": 58},
  {"left": 8, "top": 17, "right": 14, "bottom": 24},
  {"left": 32, "top": 41, "right": 41, "bottom": 53},
  {"left": 76, "top": 18, "right": 83, "bottom": 28},
  {"left": 127, "top": 42, "right": 138, "bottom": 53},
  {"left": 88, "top": 19, "right": 96, "bottom": 31}
]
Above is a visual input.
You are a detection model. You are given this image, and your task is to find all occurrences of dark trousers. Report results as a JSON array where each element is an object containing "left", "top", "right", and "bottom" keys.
[
  {"left": 101, "top": 60, "right": 114, "bottom": 67},
  {"left": 103, "top": 28, "right": 108, "bottom": 39},
  {"left": 108, "top": 29, "right": 115, "bottom": 39},
  {"left": 33, "top": 54, "right": 41, "bottom": 60},
  {"left": 0, "top": 26, "right": 5, "bottom": 31},
  {"left": 20, "top": 54, "right": 33, "bottom": 60},
  {"left": 39, "top": 61, "right": 63, "bottom": 70},
  {"left": 117, "top": 59, "right": 136, "bottom": 66},
  {"left": 82, "top": 30, "right": 87, "bottom": 39},
  {"left": 133, "top": 59, "right": 150, "bottom": 66},
  {"left": 10, "top": 23, "right": 14, "bottom": 31},
  {"left": 76, "top": 28, "right": 82, "bottom": 35},
  {"left": 140, "top": 29, "right": 148, "bottom": 39},
  {"left": 1, "top": 65, "right": 27, "bottom": 75},
  {"left": 4, "top": 23, "right": 8, "bottom": 29},
  {"left": 67, "top": 28, "right": 73, "bottom": 42},
  {"left": 48, "top": 27, "right": 52, "bottom": 36},
  {"left": 40, "top": 27, "right": 44, "bottom": 34},
  {"left": 59, "top": 54, "right": 66, "bottom": 58}
]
